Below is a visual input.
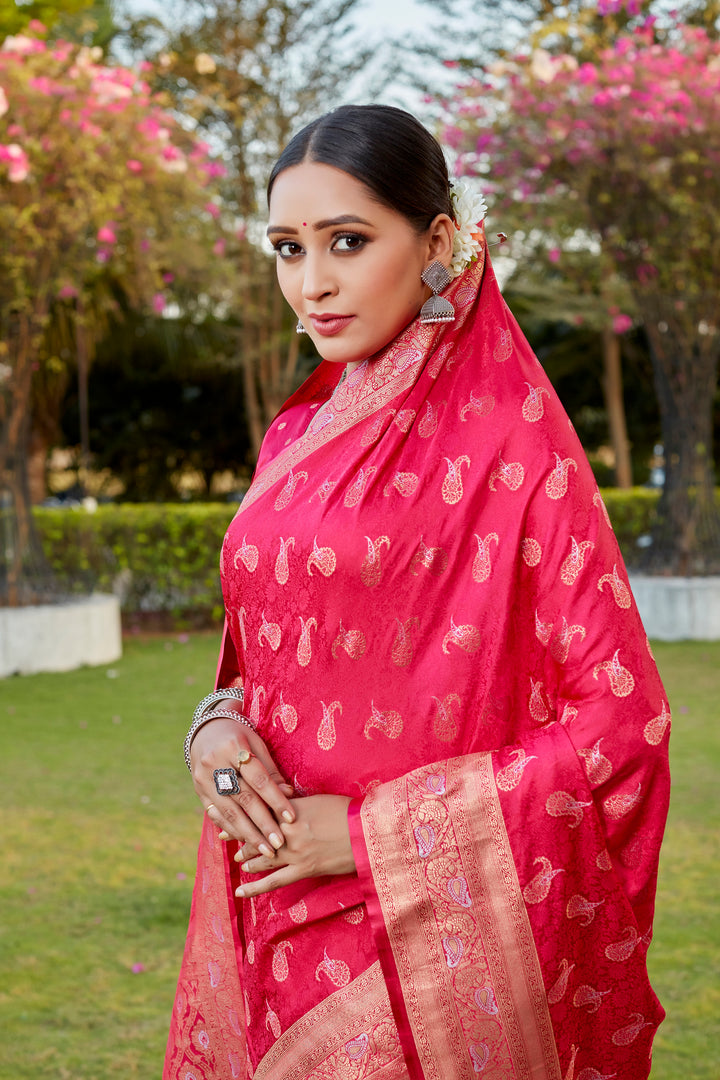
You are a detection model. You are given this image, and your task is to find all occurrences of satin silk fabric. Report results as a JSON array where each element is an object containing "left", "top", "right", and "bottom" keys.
[{"left": 165, "top": 247, "right": 669, "bottom": 1080}]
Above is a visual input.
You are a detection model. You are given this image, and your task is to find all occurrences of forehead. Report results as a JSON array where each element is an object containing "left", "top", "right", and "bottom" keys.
[{"left": 268, "top": 162, "right": 382, "bottom": 224}]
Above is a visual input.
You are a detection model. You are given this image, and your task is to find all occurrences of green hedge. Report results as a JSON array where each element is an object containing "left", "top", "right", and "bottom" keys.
[
  {"left": 34, "top": 503, "right": 238, "bottom": 620},
  {"left": 32, "top": 488, "right": 715, "bottom": 617}
]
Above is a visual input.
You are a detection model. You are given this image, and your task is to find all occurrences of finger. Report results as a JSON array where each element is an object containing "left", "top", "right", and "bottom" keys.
[
  {"left": 205, "top": 799, "right": 277, "bottom": 858},
  {"left": 238, "top": 852, "right": 287, "bottom": 874},
  {"left": 241, "top": 750, "right": 296, "bottom": 824},
  {"left": 237, "top": 841, "right": 260, "bottom": 861},
  {"left": 225, "top": 779, "right": 287, "bottom": 851},
  {"left": 235, "top": 865, "right": 300, "bottom": 899}
]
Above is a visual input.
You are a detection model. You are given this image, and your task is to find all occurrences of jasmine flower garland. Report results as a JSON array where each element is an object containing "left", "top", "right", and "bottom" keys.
[{"left": 449, "top": 180, "right": 488, "bottom": 279}]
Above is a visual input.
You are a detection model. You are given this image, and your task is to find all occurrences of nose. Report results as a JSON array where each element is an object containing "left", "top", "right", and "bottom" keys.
[{"left": 301, "top": 252, "right": 337, "bottom": 302}]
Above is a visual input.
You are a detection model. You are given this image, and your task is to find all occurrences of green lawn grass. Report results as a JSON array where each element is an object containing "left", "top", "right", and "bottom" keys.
[{"left": 0, "top": 635, "right": 717, "bottom": 1078}]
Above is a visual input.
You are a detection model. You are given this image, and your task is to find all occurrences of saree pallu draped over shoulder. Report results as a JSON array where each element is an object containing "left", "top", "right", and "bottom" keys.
[{"left": 165, "top": 246, "right": 669, "bottom": 1080}]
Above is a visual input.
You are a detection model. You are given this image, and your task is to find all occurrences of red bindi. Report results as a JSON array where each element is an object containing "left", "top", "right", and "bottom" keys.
[{"left": 303, "top": 222, "right": 307, "bottom": 227}]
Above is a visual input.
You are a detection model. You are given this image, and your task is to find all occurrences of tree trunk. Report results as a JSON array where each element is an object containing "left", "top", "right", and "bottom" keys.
[
  {"left": 0, "top": 314, "right": 53, "bottom": 605},
  {"left": 601, "top": 327, "right": 633, "bottom": 489},
  {"left": 636, "top": 293, "right": 720, "bottom": 575},
  {"left": 27, "top": 425, "right": 49, "bottom": 505}
]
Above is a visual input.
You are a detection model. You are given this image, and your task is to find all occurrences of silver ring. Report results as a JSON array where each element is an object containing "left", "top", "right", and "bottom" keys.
[{"left": 213, "top": 767, "right": 240, "bottom": 796}]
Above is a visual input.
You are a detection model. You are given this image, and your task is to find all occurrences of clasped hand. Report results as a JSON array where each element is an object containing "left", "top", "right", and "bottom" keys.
[{"left": 190, "top": 718, "right": 354, "bottom": 899}]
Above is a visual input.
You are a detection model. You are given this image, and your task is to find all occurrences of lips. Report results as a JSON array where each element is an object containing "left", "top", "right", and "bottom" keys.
[{"left": 308, "top": 313, "right": 355, "bottom": 337}]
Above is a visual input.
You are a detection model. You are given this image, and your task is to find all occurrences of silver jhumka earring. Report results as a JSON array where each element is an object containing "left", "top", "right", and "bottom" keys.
[
  {"left": 296, "top": 319, "right": 307, "bottom": 334},
  {"left": 420, "top": 261, "right": 455, "bottom": 324}
]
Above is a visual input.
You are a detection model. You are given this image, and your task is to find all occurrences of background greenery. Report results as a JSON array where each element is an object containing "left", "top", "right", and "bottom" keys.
[
  {"left": 0, "top": 634, "right": 717, "bottom": 1078},
  {"left": 32, "top": 490, "right": 720, "bottom": 622}
]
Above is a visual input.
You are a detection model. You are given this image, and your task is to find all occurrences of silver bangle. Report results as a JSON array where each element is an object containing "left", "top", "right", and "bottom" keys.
[
  {"left": 192, "top": 686, "right": 244, "bottom": 726},
  {"left": 183, "top": 708, "right": 256, "bottom": 772}
]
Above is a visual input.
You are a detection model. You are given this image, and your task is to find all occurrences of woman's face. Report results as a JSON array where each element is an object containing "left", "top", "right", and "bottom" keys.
[{"left": 267, "top": 162, "right": 445, "bottom": 368}]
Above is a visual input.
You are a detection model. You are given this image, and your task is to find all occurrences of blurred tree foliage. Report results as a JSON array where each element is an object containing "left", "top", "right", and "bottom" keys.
[
  {"left": 61, "top": 311, "right": 253, "bottom": 501},
  {"left": 445, "top": 7, "right": 720, "bottom": 571},
  {"left": 138, "top": 0, "right": 381, "bottom": 455}
]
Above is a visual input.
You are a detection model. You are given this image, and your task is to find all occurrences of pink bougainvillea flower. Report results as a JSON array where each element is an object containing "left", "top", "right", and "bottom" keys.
[
  {"left": 236, "top": 223, "right": 247, "bottom": 242},
  {"left": 204, "top": 201, "right": 221, "bottom": 219},
  {"left": 2, "top": 34, "right": 46, "bottom": 55},
  {"left": 213, "top": 238, "right": 226, "bottom": 256},
  {"left": 152, "top": 293, "right": 166, "bottom": 314},
  {"left": 28, "top": 19, "right": 47, "bottom": 34},
  {"left": 126, "top": 159, "right": 143, "bottom": 173},
  {"left": 548, "top": 247, "right": 561, "bottom": 263},
  {"left": 612, "top": 313, "right": 633, "bottom": 334},
  {"left": 0, "top": 88, "right": 8, "bottom": 118},
  {"left": 58, "top": 284, "right": 79, "bottom": 300},
  {"left": 0, "top": 143, "right": 30, "bottom": 182},
  {"left": 97, "top": 225, "right": 117, "bottom": 244},
  {"left": 160, "top": 144, "right": 187, "bottom": 173},
  {"left": 131, "top": 963, "right": 145, "bottom": 974},
  {"left": 162, "top": 272, "right": 175, "bottom": 284}
]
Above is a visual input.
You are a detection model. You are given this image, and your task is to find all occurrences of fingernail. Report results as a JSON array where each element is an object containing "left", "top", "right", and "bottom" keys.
[
  {"left": 269, "top": 832, "right": 283, "bottom": 849},
  {"left": 259, "top": 843, "right": 273, "bottom": 859},
  {"left": 218, "top": 831, "right": 230, "bottom": 841},
  {"left": 241, "top": 862, "right": 251, "bottom": 872},
  {"left": 234, "top": 850, "right": 243, "bottom": 863},
  {"left": 235, "top": 887, "right": 245, "bottom": 898},
  {"left": 282, "top": 810, "right": 293, "bottom": 823}
]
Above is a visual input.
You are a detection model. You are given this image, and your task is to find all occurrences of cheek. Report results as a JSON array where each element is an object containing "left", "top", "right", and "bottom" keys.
[{"left": 275, "top": 262, "right": 299, "bottom": 307}]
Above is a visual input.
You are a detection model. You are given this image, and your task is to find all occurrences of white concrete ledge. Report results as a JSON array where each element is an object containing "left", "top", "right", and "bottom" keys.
[
  {"left": 629, "top": 575, "right": 720, "bottom": 641},
  {"left": 0, "top": 593, "right": 122, "bottom": 677}
]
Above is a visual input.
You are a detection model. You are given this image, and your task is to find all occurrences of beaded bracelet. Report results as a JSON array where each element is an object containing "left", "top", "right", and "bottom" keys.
[{"left": 183, "top": 707, "right": 256, "bottom": 772}]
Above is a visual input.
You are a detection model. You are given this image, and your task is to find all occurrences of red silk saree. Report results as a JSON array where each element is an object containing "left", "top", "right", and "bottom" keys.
[{"left": 165, "top": 244, "right": 669, "bottom": 1080}]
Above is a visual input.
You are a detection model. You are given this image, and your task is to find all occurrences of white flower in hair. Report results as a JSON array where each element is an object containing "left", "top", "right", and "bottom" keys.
[{"left": 449, "top": 180, "right": 488, "bottom": 279}]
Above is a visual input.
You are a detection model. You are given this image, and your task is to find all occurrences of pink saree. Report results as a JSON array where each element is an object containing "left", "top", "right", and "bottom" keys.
[{"left": 165, "top": 243, "right": 669, "bottom": 1080}]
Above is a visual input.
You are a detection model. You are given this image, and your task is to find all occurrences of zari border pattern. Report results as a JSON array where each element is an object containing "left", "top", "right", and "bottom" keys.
[
  {"left": 253, "top": 961, "right": 408, "bottom": 1080},
  {"left": 359, "top": 754, "right": 562, "bottom": 1080}
]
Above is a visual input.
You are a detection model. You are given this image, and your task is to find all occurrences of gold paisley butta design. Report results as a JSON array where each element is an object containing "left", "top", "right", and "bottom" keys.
[
  {"left": 488, "top": 455, "right": 525, "bottom": 492},
  {"left": 521, "top": 383, "right": 550, "bottom": 422},
  {"left": 391, "top": 616, "right": 419, "bottom": 667},
  {"left": 410, "top": 536, "right": 448, "bottom": 577},
  {"left": 317, "top": 700, "right": 342, "bottom": 751},
  {"left": 472, "top": 532, "right": 499, "bottom": 583},
  {"left": 432, "top": 692, "right": 461, "bottom": 741},
  {"left": 331, "top": 620, "right": 367, "bottom": 660},
  {"left": 598, "top": 563, "right": 632, "bottom": 609},
  {"left": 274, "top": 468, "right": 308, "bottom": 512},
  {"left": 441, "top": 455, "right": 470, "bottom": 504},
  {"left": 441, "top": 615, "right": 482, "bottom": 654},
  {"left": 274, "top": 536, "right": 295, "bottom": 586},
  {"left": 560, "top": 536, "right": 594, "bottom": 586},
  {"left": 306, "top": 536, "right": 337, "bottom": 578},
  {"left": 495, "top": 748, "right": 537, "bottom": 791},
  {"left": 233, "top": 535, "right": 259, "bottom": 573},
  {"left": 360, "top": 535, "right": 390, "bottom": 588},
  {"left": 460, "top": 389, "right": 495, "bottom": 422},
  {"left": 363, "top": 701, "right": 403, "bottom": 741},
  {"left": 545, "top": 453, "right": 578, "bottom": 500}
]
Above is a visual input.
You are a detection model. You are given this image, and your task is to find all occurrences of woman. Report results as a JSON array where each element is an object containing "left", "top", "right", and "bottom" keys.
[{"left": 165, "top": 105, "right": 669, "bottom": 1080}]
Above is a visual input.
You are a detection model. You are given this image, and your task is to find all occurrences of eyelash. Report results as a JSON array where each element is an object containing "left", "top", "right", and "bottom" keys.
[{"left": 272, "top": 231, "right": 369, "bottom": 259}]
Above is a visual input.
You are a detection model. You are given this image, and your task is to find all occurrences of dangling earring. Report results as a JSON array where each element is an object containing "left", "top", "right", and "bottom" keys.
[
  {"left": 420, "top": 261, "right": 455, "bottom": 324},
  {"left": 296, "top": 319, "right": 307, "bottom": 334}
]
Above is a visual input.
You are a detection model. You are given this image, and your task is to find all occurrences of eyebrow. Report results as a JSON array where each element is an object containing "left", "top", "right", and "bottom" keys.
[{"left": 266, "top": 214, "right": 374, "bottom": 237}]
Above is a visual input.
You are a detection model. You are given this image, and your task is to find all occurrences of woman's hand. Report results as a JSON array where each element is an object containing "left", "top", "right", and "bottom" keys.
[
  {"left": 191, "top": 718, "right": 295, "bottom": 858},
  {"left": 233, "top": 795, "right": 355, "bottom": 899}
]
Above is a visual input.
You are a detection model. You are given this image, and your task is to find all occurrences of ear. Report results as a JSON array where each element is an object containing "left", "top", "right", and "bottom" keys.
[{"left": 425, "top": 213, "right": 455, "bottom": 270}]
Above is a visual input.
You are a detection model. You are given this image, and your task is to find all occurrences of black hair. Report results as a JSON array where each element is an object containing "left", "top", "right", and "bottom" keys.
[{"left": 266, "top": 104, "right": 453, "bottom": 233}]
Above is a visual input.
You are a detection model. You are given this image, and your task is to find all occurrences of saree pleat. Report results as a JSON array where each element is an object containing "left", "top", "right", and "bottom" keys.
[{"left": 165, "top": 247, "right": 669, "bottom": 1080}]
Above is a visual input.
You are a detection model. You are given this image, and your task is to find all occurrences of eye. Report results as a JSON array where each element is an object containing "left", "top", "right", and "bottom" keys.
[
  {"left": 332, "top": 232, "right": 367, "bottom": 253},
  {"left": 273, "top": 239, "right": 303, "bottom": 259}
]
